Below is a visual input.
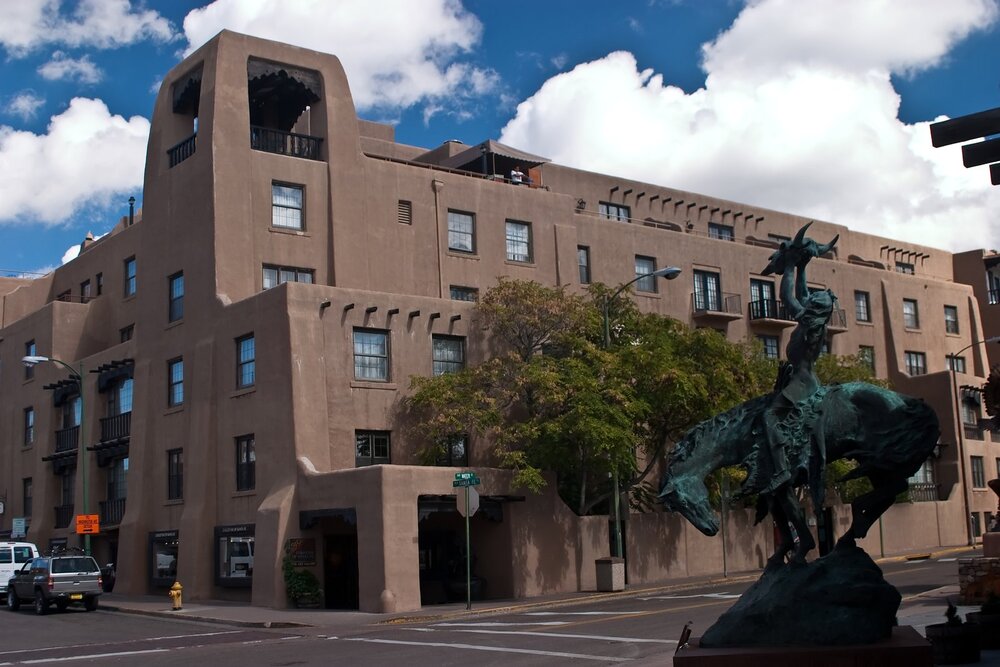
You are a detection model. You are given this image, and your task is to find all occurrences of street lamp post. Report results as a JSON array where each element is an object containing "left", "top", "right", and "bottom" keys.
[
  {"left": 602, "top": 266, "right": 681, "bottom": 560},
  {"left": 947, "top": 336, "right": 1000, "bottom": 547},
  {"left": 22, "top": 355, "right": 90, "bottom": 556}
]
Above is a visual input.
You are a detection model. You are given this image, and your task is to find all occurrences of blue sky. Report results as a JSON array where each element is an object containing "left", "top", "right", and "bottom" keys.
[{"left": 1, "top": 0, "right": 999, "bottom": 276}]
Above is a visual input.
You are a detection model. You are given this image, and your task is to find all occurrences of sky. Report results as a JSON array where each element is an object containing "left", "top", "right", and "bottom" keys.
[{"left": 1, "top": 0, "right": 999, "bottom": 277}]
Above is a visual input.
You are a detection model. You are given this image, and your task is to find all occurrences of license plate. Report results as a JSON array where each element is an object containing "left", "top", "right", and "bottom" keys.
[{"left": 70, "top": 594, "right": 83, "bottom": 600}]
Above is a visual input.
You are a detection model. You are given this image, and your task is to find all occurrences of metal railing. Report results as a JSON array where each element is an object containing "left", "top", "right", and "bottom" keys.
[
  {"left": 168, "top": 133, "right": 197, "bottom": 168},
  {"left": 692, "top": 292, "right": 742, "bottom": 315},
  {"left": 55, "top": 425, "right": 79, "bottom": 453},
  {"left": 907, "top": 482, "right": 939, "bottom": 502},
  {"left": 250, "top": 126, "right": 323, "bottom": 160},
  {"left": 989, "top": 288, "right": 999, "bottom": 305},
  {"left": 964, "top": 423, "right": 985, "bottom": 440},
  {"left": 54, "top": 504, "right": 74, "bottom": 529},
  {"left": 749, "top": 299, "right": 793, "bottom": 321},
  {"left": 99, "top": 411, "right": 131, "bottom": 443},
  {"left": 828, "top": 308, "right": 847, "bottom": 329},
  {"left": 99, "top": 498, "right": 126, "bottom": 526}
]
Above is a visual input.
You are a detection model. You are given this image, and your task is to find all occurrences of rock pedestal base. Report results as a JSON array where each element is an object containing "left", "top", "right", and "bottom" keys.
[
  {"left": 674, "top": 626, "right": 932, "bottom": 667},
  {"left": 959, "top": 555, "right": 1000, "bottom": 603}
]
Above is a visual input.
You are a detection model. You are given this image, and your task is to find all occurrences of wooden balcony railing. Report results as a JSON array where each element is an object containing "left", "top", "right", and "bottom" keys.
[
  {"left": 250, "top": 126, "right": 322, "bottom": 160},
  {"left": 54, "top": 504, "right": 74, "bottom": 529},
  {"left": 99, "top": 498, "right": 126, "bottom": 526},
  {"left": 55, "top": 425, "right": 79, "bottom": 453},
  {"left": 168, "top": 133, "right": 197, "bottom": 168},
  {"left": 99, "top": 411, "right": 131, "bottom": 443}
]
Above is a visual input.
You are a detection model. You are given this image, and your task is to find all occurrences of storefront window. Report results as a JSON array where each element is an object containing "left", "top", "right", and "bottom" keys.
[
  {"left": 215, "top": 524, "right": 255, "bottom": 588},
  {"left": 149, "top": 530, "right": 179, "bottom": 587}
]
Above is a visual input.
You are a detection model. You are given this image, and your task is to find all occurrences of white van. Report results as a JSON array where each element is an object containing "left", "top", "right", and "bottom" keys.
[
  {"left": 0, "top": 541, "right": 40, "bottom": 601},
  {"left": 227, "top": 538, "right": 254, "bottom": 577}
]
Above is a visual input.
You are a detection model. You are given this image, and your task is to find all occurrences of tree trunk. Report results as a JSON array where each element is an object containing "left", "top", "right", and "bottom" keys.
[{"left": 577, "top": 445, "right": 588, "bottom": 515}]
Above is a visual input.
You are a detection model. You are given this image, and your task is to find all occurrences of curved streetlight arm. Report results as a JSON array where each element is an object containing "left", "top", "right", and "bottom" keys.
[{"left": 22, "top": 355, "right": 81, "bottom": 379}]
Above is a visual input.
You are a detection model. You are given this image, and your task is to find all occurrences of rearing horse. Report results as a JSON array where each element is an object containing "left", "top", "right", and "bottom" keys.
[{"left": 659, "top": 380, "right": 939, "bottom": 565}]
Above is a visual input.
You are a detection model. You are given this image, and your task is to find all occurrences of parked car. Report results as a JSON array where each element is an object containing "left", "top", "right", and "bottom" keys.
[
  {"left": 6, "top": 549, "right": 102, "bottom": 615},
  {"left": 0, "top": 542, "right": 39, "bottom": 603}
]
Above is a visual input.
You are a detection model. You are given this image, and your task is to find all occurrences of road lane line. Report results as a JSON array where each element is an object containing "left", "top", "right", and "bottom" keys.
[
  {"left": 21, "top": 649, "right": 171, "bottom": 664},
  {"left": 525, "top": 611, "right": 645, "bottom": 616},
  {"left": 638, "top": 593, "right": 740, "bottom": 600},
  {"left": 0, "top": 631, "right": 245, "bottom": 656},
  {"left": 451, "top": 629, "right": 677, "bottom": 644},
  {"left": 435, "top": 621, "right": 568, "bottom": 626},
  {"left": 532, "top": 599, "right": 735, "bottom": 632},
  {"left": 340, "top": 637, "right": 631, "bottom": 662}
]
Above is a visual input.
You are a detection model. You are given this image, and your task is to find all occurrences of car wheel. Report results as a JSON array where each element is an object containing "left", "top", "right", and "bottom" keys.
[
  {"left": 84, "top": 596, "right": 98, "bottom": 612},
  {"left": 6, "top": 588, "right": 20, "bottom": 612},
  {"left": 34, "top": 590, "right": 48, "bottom": 616},
  {"left": 55, "top": 600, "right": 69, "bottom": 612}
]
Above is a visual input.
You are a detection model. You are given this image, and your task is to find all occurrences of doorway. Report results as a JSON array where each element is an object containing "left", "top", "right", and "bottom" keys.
[{"left": 323, "top": 534, "right": 358, "bottom": 609}]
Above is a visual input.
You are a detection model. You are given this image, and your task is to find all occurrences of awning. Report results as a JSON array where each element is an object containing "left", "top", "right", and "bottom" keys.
[
  {"left": 437, "top": 140, "right": 550, "bottom": 172},
  {"left": 300, "top": 507, "right": 357, "bottom": 530}
]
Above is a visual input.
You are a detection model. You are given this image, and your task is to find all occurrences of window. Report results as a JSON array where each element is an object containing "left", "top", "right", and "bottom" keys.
[
  {"left": 235, "top": 435, "right": 255, "bottom": 491},
  {"left": 60, "top": 471, "right": 75, "bottom": 508},
  {"left": 904, "top": 351, "right": 926, "bottom": 376},
  {"left": 948, "top": 355, "right": 966, "bottom": 373},
  {"left": 858, "top": 346, "right": 875, "bottom": 372},
  {"left": 355, "top": 430, "right": 390, "bottom": 467},
  {"left": 23, "top": 408, "right": 34, "bottom": 447},
  {"left": 236, "top": 334, "right": 255, "bottom": 388},
  {"left": 449, "top": 285, "right": 478, "bottom": 302},
  {"left": 758, "top": 335, "right": 779, "bottom": 360},
  {"left": 447, "top": 210, "right": 475, "bottom": 253},
  {"left": 599, "top": 202, "right": 630, "bottom": 222},
  {"left": 962, "top": 400, "right": 979, "bottom": 428},
  {"left": 972, "top": 512, "right": 983, "bottom": 538},
  {"left": 167, "top": 449, "right": 183, "bottom": 500},
  {"left": 397, "top": 200, "right": 412, "bottom": 225},
  {"left": 902, "top": 299, "right": 919, "bottom": 328},
  {"left": 63, "top": 394, "right": 81, "bottom": 429},
  {"left": 354, "top": 329, "right": 389, "bottom": 381},
  {"left": 432, "top": 336, "right": 465, "bottom": 376},
  {"left": 271, "top": 183, "right": 303, "bottom": 229},
  {"left": 971, "top": 456, "right": 986, "bottom": 489},
  {"left": 944, "top": 305, "right": 959, "bottom": 334},
  {"left": 120, "top": 324, "right": 134, "bottom": 342},
  {"left": 80, "top": 279, "right": 92, "bottom": 303},
  {"left": 57, "top": 289, "right": 71, "bottom": 302},
  {"left": 768, "top": 233, "right": 791, "bottom": 243},
  {"left": 854, "top": 291, "right": 871, "bottom": 323},
  {"left": 437, "top": 434, "right": 469, "bottom": 467},
  {"left": 997, "top": 457, "right": 1000, "bottom": 478},
  {"left": 23, "top": 478, "right": 32, "bottom": 517},
  {"left": 108, "top": 457, "right": 128, "bottom": 502},
  {"left": 24, "top": 340, "right": 35, "bottom": 379},
  {"left": 708, "top": 223, "right": 734, "bottom": 241},
  {"left": 635, "top": 256, "right": 657, "bottom": 293},
  {"left": 577, "top": 246, "right": 591, "bottom": 284},
  {"left": 693, "top": 270, "right": 722, "bottom": 311},
  {"left": 124, "top": 256, "right": 136, "bottom": 296},
  {"left": 895, "top": 262, "right": 915, "bottom": 275},
  {"left": 908, "top": 460, "right": 934, "bottom": 485},
  {"left": 168, "top": 358, "right": 184, "bottom": 407},
  {"left": 96, "top": 273, "right": 103, "bottom": 296},
  {"left": 108, "top": 377, "right": 132, "bottom": 416},
  {"left": 216, "top": 527, "right": 255, "bottom": 583},
  {"left": 262, "top": 265, "right": 314, "bottom": 289},
  {"left": 750, "top": 279, "right": 776, "bottom": 318},
  {"left": 505, "top": 220, "right": 532, "bottom": 262},
  {"left": 168, "top": 272, "right": 184, "bottom": 322}
]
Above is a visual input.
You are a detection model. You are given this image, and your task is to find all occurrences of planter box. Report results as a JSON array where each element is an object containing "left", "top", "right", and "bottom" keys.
[{"left": 924, "top": 623, "right": 980, "bottom": 665}]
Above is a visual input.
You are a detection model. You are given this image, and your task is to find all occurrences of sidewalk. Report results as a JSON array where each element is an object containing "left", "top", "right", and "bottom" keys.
[{"left": 99, "top": 544, "right": 998, "bottom": 663}]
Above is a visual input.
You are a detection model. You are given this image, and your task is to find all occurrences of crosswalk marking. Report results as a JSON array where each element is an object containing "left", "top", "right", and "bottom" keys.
[
  {"left": 340, "top": 637, "right": 632, "bottom": 662},
  {"left": 435, "top": 621, "right": 568, "bottom": 627},
  {"left": 638, "top": 592, "right": 740, "bottom": 600},
  {"left": 451, "top": 629, "right": 678, "bottom": 644},
  {"left": 525, "top": 611, "right": 645, "bottom": 616}
]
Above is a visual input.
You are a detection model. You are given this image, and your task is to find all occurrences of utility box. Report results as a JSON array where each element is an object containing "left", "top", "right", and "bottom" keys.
[{"left": 595, "top": 557, "right": 625, "bottom": 592}]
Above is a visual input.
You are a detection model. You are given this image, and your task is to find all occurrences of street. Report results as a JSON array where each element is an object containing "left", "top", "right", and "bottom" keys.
[{"left": 0, "top": 554, "right": 973, "bottom": 666}]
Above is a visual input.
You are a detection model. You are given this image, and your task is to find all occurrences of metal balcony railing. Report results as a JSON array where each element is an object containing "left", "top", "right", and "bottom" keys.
[
  {"left": 99, "top": 498, "right": 126, "bottom": 526},
  {"left": 964, "top": 423, "right": 985, "bottom": 440},
  {"left": 168, "top": 133, "right": 196, "bottom": 168},
  {"left": 907, "top": 482, "right": 939, "bottom": 502},
  {"left": 692, "top": 292, "right": 742, "bottom": 315},
  {"left": 828, "top": 308, "right": 847, "bottom": 330},
  {"left": 55, "top": 426, "right": 79, "bottom": 453},
  {"left": 250, "top": 126, "right": 323, "bottom": 160},
  {"left": 54, "top": 504, "right": 74, "bottom": 529},
  {"left": 749, "top": 299, "right": 793, "bottom": 321},
  {"left": 99, "top": 411, "right": 131, "bottom": 443}
]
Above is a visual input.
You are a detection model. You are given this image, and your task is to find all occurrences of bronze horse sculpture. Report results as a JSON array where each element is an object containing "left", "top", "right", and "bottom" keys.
[{"left": 659, "top": 224, "right": 939, "bottom": 567}]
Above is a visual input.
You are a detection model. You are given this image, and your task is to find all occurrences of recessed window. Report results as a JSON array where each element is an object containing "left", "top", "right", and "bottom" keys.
[
  {"left": 902, "top": 299, "right": 919, "bottom": 329},
  {"left": 693, "top": 270, "right": 722, "bottom": 311},
  {"left": 635, "top": 256, "right": 657, "bottom": 293},
  {"left": 354, "top": 329, "right": 389, "bottom": 381},
  {"left": 96, "top": 273, "right": 103, "bottom": 296},
  {"left": 858, "top": 346, "right": 875, "bottom": 372},
  {"left": 167, "top": 449, "right": 183, "bottom": 500},
  {"left": 768, "top": 233, "right": 791, "bottom": 244},
  {"left": 168, "top": 358, "right": 184, "bottom": 407},
  {"left": 124, "top": 256, "right": 136, "bottom": 296},
  {"left": 447, "top": 210, "right": 475, "bottom": 253},
  {"left": 24, "top": 340, "right": 36, "bottom": 380},
  {"left": 432, "top": 336, "right": 465, "bottom": 376},
  {"left": 262, "top": 265, "right": 314, "bottom": 289},
  {"left": 904, "top": 350, "right": 926, "bottom": 376},
  {"left": 854, "top": 291, "right": 871, "bottom": 323},
  {"left": 750, "top": 279, "right": 776, "bottom": 318},
  {"left": 23, "top": 407, "right": 34, "bottom": 447},
  {"left": 397, "top": 200, "right": 412, "bottom": 225},
  {"left": 272, "top": 183, "right": 303, "bottom": 230},
  {"left": 944, "top": 305, "right": 959, "bottom": 334},
  {"left": 80, "top": 279, "right": 92, "bottom": 303},
  {"left": 577, "top": 246, "right": 591, "bottom": 284},
  {"left": 758, "top": 335, "right": 779, "bottom": 359},
  {"left": 948, "top": 355, "right": 966, "bottom": 373},
  {"left": 971, "top": 456, "right": 986, "bottom": 489},
  {"left": 449, "top": 285, "right": 478, "bottom": 302},
  {"left": 437, "top": 434, "right": 469, "bottom": 467},
  {"left": 235, "top": 435, "right": 255, "bottom": 491},
  {"left": 236, "top": 334, "right": 256, "bottom": 388},
  {"left": 599, "top": 202, "right": 630, "bottom": 221},
  {"left": 120, "top": 324, "right": 134, "bottom": 342},
  {"left": 355, "top": 430, "right": 390, "bottom": 467},
  {"left": 895, "top": 262, "right": 915, "bottom": 275},
  {"left": 505, "top": 220, "right": 532, "bottom": 263},
  {"left": 709, "top": 223, "right": 734, "bottom": 241},
  {"left": 168, "top": 272, "right": 184, "bottom": 322}
]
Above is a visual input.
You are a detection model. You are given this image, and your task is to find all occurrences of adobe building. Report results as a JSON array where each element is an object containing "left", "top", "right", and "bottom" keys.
[{"left": 1, "top": 31, "right": 996, "bottom": 612}]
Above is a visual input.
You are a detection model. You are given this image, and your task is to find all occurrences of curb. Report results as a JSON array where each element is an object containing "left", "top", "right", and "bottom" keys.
[{"left": 100, "top": 604, "right": 313, "bottom": 629}]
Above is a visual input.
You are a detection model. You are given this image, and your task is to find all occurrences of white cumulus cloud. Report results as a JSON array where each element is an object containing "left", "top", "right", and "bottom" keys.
[
  {"left": 5, "top": 92, "right": 46, "bottom": 121},
  {"left": 38, "top": 52, "right": 103, "bottom": 84},
  {"left": 0, "top": 98, "right": 148, "bottom": 225},
  {"left": 0, "top": 0, "right": 176, "bottom": 55},
  {"left": 181, "top": 0, "right": 498, "bottom": 111},
  {"left": 500, "top": 0, "right": 1000, "bottom": 252}
]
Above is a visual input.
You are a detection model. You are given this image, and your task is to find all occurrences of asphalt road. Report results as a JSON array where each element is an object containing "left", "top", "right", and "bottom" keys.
[{"left": 0, "top": 554, "right": 967, "bottom": 666}]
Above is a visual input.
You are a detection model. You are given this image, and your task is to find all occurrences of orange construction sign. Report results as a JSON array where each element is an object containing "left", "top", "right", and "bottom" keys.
[{"left": 75, "top": 514, "right": 100, "bottom": 535}]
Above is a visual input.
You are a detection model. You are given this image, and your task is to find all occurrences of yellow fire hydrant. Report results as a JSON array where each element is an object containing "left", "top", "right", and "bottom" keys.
[{"left": 168, "top": 581, "right": 183, "bottom": 610}]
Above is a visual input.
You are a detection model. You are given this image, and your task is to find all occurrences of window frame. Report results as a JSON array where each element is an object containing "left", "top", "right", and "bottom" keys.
[
  {"left": 436, "top": 434, "right": 469, "bottom": 467},
  {"left": 235, "top": 434, "right": 256, "bottom": 492},
  {"left": 971, "top": 456, "right": 986, "bottom": 489},
  {"left": 23, "top": 407, "right": 34, "bottom": 447},
  {"left": 693, "top": 270, "right": 722, "bottom": 311},
  {"left": 577, "top": 246, "right": 591, "bottom": 284},
  {"left": 948, "top": 355, "right": 966, "bottom": 373},
  {"left": 262, "top": 264, "right": 314, "bottom": 290},
  {"left": 944, "top": 305, "right": 959, "bottom": 334},
  {"left": 24, "top": 340, "right": 36, "bottom": 380},
  {"left": 168, "top": 271, "right": 184, "bottom": 322},
  {"left": 447, "top": 210, "right": 476, "bottom": 254},
  {"left": 236, "top": 334, "right": 256, "bottom": 389},
  {"left": 858, "top": 346, "right": 875, "bottom": 372},
  {"left": 167, "top": 358, "right": 184, "bottom": 407},
  {"left": 449, "top": 285, "right": 478, "bottom": 302},
  {"left": 635, "top": 255, "right": 657, "bottom": 293},
  {"left": 505, "top": 220, "right": 533, "bottom": 263},
  {"left": 123, "top": 256, "right": 136, "bottom": 297},
  {"left": 353, "top": 328, "right": 390, "bottom": 382},
  {"left": 432, "top": 335, "right": 466, "bottom": 376},
  {"left": 120, "top": 324, "right": 134, "bottom": 342},
  {"left": 758, "top": 335, "right": 779, "bottom": 360},
  {"left": 854, "top": 291, "right": 871, "bottom": 323},
  {"left": 708, "top": 223, "right": 734, "bottom": 241},
  {"left": 904, "top": 350, "right": 927, "bottom": 376},
  {"left": 355, "top": 430, "right": 391, "bottom": 467},
  {"left": 902, "top": 298, "right": 920, "bottom": 329},
  {"left": 167, "top": 448, "right": 183, "bottom": 500},
  {"left": 598, "top": 201, "right": 630, "bottom": 222},
  {"left": 271, "top": 182, "right": 304, "bottom": 230}
]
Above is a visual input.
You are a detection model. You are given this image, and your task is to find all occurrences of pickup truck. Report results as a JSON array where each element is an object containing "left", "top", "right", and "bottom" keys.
[{"left": 6, "top": 554, "right": 103, "bottom": 615}]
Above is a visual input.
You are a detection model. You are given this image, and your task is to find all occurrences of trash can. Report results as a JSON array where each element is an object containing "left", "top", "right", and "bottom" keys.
[{"left": 595, "top": 557, "right": 625, "bottom": 592}]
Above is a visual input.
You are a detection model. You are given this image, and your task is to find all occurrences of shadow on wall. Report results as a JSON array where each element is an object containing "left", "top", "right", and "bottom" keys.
[{"left": 508, "top": 482, "right": 581, "bottom": 597}]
